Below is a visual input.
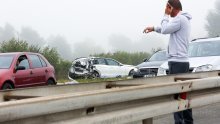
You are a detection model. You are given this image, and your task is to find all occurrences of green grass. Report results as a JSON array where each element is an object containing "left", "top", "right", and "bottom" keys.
[
  {"left": 57, "top": 77, "right": 132, "bottom": 84},
  {"left": 57, "top": 78, "right": 71, "bottom": 83},
  {"left": 76, "top": 77, "right": 130, "bottom": 83}
]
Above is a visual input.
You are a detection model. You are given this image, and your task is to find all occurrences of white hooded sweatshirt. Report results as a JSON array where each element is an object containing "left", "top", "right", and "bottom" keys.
[{"left": 155, "top": 12, "right": 192, "bottom": 62}]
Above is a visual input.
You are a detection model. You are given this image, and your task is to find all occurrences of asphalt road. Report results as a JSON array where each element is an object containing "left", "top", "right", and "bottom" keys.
[{"left": 154, "top": 103, "right": 220, "bottom": 124}]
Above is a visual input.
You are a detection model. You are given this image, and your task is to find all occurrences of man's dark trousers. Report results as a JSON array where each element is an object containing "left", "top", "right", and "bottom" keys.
[{"left": 168, "top": 61, "right": 193, "bottom": 124}]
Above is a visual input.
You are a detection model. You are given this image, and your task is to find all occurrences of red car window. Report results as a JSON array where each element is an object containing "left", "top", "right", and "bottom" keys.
[
  {"left": 29, "top": 54, "right": 43, "bottom": 68},
  {"left": 39, "top": 56, "right": 47, "bottom": 67}
]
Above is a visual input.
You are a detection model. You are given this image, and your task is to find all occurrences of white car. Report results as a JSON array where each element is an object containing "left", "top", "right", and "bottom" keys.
[
  {"left": 158, "top": 37, "right": 220, "bottom": 75},
  {"left": 68, "top": 57, "right": 135, "bottom": 79}
]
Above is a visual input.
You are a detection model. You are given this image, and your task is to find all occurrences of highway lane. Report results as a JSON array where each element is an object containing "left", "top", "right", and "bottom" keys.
[{"left": 154, "top": 103, "right": 220, "bottom": 124}]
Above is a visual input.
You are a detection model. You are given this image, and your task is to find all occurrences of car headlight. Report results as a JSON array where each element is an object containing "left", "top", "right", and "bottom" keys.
[
  {"left": 133, "top": 67, "right": 139, "bottom": 72},
  {"left": 157, "top": 67, "right": 166, "bottom": 76},
  {"left": 193, "top": 64, "right": 213, "bottom": 72}
]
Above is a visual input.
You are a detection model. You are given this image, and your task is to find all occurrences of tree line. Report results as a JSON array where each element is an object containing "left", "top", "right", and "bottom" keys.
[{"left": 92, "top": 49, "right": 161, "bottom": 65}]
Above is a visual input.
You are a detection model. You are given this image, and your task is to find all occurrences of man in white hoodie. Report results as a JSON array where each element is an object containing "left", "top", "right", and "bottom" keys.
[{"left": 143, "top": 0, "right": 193, "bottom": 124}]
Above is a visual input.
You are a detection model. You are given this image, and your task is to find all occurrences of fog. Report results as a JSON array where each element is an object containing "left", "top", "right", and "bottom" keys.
[
  {"left": 72, "top": 38, "right": 105, "bottom": 58},
  {"left": 0, "top": 24, "right": 15, "bottom": 42},
  {"left": 0, "top": 24, "right": 107, "bottom": 60},
  {"left": 20, "top": 27, "right": 45, "bottom": 46},
  {"left": 0, "top": 0, "right": 217, "bottom": 60},
  {"left": 47, "top": 35, "right": 73, "bottom": 60},
  {"left": 108, "top": 34, "right": 167, "bottom": 52},
  {"left": 205, "top": 0, "right": 220, "bottom": 37},
  {"left": 0, "top": 23, "right": 167, "bottom": 60}
]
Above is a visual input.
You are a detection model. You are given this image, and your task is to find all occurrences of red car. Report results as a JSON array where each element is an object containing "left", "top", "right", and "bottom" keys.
[{"left": 0, "top": 52, "right": 56, "bottom": 90}]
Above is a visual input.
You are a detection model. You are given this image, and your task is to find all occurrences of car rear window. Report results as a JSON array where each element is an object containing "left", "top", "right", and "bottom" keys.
[{"left": 0, "top": 55, "right": 14, "bottom": 69}]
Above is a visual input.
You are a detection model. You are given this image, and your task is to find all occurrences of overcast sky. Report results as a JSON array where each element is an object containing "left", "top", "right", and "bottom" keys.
[{"left": 0, "top": 0, "right": 217, "bottom": 59}]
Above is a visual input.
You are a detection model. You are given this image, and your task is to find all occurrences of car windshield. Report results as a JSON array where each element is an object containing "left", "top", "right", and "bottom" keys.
[
  {"left": 0, "top": 55, "right": 14, "bottom": 69},
  {"left": 148, "top": 51, "right": 167, "bottom": 62},
  {"left": 189, "top": 40, "right": 220, "bottom": 57}
]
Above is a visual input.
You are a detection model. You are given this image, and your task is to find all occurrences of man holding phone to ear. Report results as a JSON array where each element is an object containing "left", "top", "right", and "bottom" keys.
[{"left": 143, "top": 0, "right": 193, "bottom": 124}]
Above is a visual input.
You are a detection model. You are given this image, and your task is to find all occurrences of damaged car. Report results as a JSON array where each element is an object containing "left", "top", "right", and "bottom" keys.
[{"left": 68, "top": 57, "right": 135, "bottom": 79}]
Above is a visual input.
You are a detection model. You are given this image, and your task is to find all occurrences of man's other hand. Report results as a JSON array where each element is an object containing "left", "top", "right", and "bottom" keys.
[{"left": 143, "top": 27, "right": 154, "bottom": 33}]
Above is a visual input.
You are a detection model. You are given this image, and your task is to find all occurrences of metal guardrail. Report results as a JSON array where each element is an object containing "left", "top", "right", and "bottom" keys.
[
  {"left": 0, "top": 71, "right": 220, "bottom": 124},
  {"left": 0, "top": 71, "right": 219, "bottom": 102}
]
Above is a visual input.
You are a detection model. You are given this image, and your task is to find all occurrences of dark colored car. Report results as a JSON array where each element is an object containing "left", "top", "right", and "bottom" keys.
[
  {"left": 133, "top": 50, "right": 167, "bottom": 78},
  {"left": 0, "top": 52, "right": 56, "bottom": 90}
]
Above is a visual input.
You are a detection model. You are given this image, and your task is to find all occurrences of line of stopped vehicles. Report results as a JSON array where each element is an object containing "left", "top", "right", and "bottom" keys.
[
  {"left": 68, "top": 37, "right": 220, "bottom": 79},
  {"left": 1, "top": 37, "right": 220, "bottom": 90}
]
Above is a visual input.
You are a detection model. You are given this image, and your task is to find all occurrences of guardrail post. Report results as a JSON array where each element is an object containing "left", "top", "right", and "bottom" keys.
[{"left": 142, "top": 118, "right": 153, "bottom": 124}]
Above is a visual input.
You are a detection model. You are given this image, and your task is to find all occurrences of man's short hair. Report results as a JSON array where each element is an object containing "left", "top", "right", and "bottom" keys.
[{"left": 168, "top": 0, "right": 182, "bottom": 10}]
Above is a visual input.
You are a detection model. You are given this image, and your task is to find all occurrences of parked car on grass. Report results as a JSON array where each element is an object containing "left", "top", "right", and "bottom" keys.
[
  {"left": 0, "top": 52, "right": 56, "bottom": 90},
  {"left": 157, "top": 37, "right": 220, "bottom": 75},
  {"left": 133, "top": 50, "right": 167, "bottom": 78},
  {"left": 68, "top": 57, "right": 135, "bottom": 79}
]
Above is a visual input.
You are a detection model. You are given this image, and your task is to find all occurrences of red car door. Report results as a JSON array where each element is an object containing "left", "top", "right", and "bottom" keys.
[
  {"left": 28, "top": 54, "right": 46, "bottom": 85},
  {"left": 14, "top": 56, "right": 33, "bottom": 87}
]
